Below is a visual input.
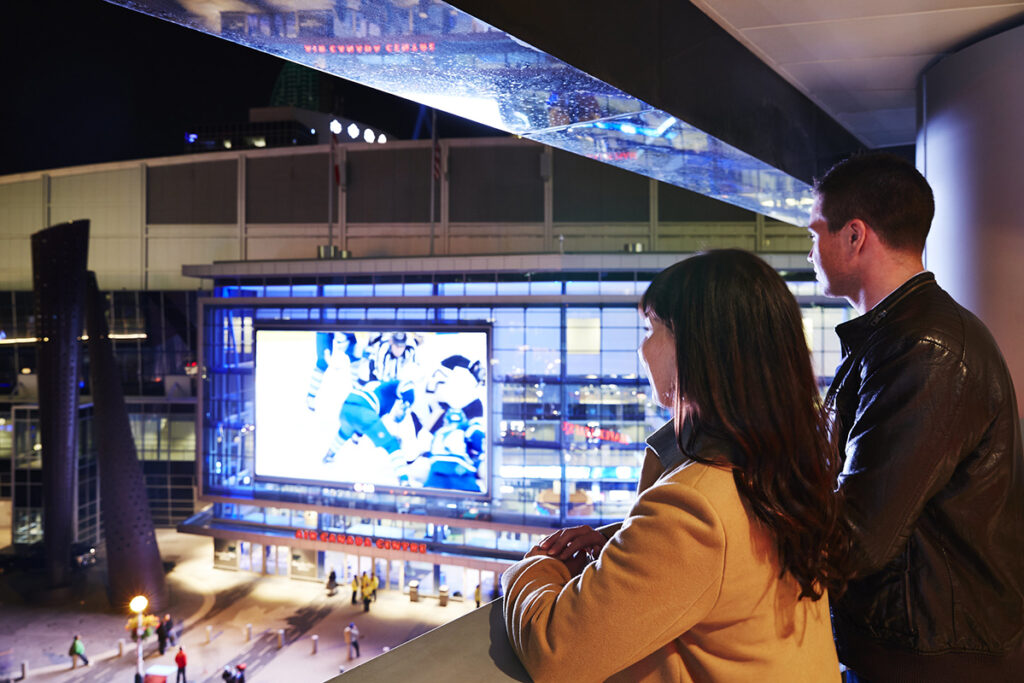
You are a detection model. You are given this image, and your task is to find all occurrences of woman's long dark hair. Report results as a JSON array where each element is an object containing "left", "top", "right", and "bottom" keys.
[{"left": 640, "top": 249, "right": 850, "bottom": 599}]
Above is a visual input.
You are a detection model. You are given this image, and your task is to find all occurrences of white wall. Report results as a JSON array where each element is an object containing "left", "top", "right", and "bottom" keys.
[{"left": 920, "top": 23, "right": 1024, "bottom": 412}]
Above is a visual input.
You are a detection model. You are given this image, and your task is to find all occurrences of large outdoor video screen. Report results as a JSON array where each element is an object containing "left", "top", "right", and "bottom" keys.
[{"left": 254, "top": 327, "right": 490, "bottom": 495}]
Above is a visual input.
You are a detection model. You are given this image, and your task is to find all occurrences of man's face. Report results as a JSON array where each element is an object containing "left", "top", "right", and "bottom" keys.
[{"left": 808, "top": 196, "right": 855, "bottom": 300}]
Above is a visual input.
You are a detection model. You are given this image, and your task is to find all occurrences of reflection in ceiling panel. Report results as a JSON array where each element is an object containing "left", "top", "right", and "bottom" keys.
[{"left": 105, "top": 0, "right": 814, "bottom": 225}]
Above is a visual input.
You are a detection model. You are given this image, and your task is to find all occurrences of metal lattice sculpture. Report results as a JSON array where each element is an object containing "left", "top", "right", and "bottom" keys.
[
  {"left": 85, "top": 272, "right": 168, "bottom": 611},
  {"left": 31, "top": 220, "right": 89, "bottom": 589}
]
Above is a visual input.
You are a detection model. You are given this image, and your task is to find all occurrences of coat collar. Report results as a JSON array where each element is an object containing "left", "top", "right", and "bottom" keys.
[
  {"left": 646, "top": 419, "right": 687, "bottom": 471},
  {"left": 646, "top": 417, "right": 740, "bottom": 471}
]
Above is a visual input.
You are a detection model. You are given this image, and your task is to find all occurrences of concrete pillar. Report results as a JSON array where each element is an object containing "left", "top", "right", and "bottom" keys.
[{"left": 919, "top": 23, "right": 1024, "bottom": 414}]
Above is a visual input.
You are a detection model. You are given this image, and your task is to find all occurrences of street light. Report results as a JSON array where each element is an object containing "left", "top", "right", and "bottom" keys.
[{"left": 130, "top": 595, "right": 148, "bottom": 683}]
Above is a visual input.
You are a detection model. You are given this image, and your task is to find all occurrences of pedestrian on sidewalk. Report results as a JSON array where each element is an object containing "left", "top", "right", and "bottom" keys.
[
  {"left": 475, "top": 584, "right": 482, "bottom": 608},
  {"left": 157, "top": 613, "right": 174, "bottom": 654},
  {"left": 68, "top": 635, "right": 89, "bottom": 668},
  {"left": 360, "top": 571, "right": 372, "bottom": 612},
  {"left": 221, "top": 663, "right": 246, "bottom": 682},
  {"left": 350, "top": 575, "right": 359, "bottom": 605},
  {"left": 344, "top": 622, "right": 360, "bottom": 660},
  {"left": 174, "top": 646, "right": 187, "bottom": 683},
  {"left": 326, "top": 568, "right": 338, "bottom": 597},
  {"left": 164, "top": 613, "right": 177, "bottom": 646},
  {"left": 371, "top": 572, "right": 379, "bottom": 601}
]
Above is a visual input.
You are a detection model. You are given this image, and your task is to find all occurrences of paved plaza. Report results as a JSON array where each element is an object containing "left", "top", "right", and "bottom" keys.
[{"left": 0, "top": 529, "right": 480, "bottom": 682}]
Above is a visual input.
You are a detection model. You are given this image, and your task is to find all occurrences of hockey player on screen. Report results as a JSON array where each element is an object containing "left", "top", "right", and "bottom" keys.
[
  {"left": 323, "top": 379, "right": 416, "bottom": 484},
  {"left": 305, "top": 332, "right": 365, "bottom": 410},
  {"left": 415, "top": 354, "right": 486, "bottom": 438},
  {"left": 420, "top": 409, "right": 486, "bottom": 492}
]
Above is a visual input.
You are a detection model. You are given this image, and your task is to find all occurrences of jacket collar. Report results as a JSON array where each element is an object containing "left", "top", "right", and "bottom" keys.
[
  {"left": 646, "top": 419, "right": 687, "bottom": 471},
  {"left": 645, "top": 417, "right": 740, "bottom": 471},
  {"left": 835, "top": 271, "right": 936, "bottom": 353}
]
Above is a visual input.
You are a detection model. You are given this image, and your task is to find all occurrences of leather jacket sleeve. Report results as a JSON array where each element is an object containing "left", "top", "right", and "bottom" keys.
[{"left": 839, "top": 337, "right": 978, "bottom": 576}]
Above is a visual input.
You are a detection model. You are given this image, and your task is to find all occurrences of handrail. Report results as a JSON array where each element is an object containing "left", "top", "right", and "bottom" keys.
[{"left": 326, "top": 598, "right": 530, "bottom": 682}]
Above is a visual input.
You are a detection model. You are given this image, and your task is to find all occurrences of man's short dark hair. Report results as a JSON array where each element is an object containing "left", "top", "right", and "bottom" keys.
[{"left": 814, "top": 152, "right": 934, "bottom": 252}]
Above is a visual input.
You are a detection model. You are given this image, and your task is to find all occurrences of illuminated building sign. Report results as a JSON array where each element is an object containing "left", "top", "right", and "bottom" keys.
[
  {"left": 588, "top": 150, "right": 639, "bottom": 162},
  {"left": 294, "top": 529, "right": 428, "bottom": 554},
  {"left": 561, "top": 421, "right": 631, "bottom": 444},
  {"left": 303, "top": 41, "right": 436, "bottom": 55}
]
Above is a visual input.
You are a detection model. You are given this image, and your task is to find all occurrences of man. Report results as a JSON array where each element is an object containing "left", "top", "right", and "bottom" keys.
[
  {"left": 360, "top": 571, "right": 372, "bottom": 612},
  {"left": 174, "top": 646, "right": 187, "bottom": 683},
  {"left": 367, "top": 331, "right": 420, "bottom": 383},
  {"left": 810, "top": 152, "right": 1024, "bottom": 680},
  {"left": 156, "top": 615, "right": 169, "bottom": 655},
  {"left": 322, "top": 379, "right": 416, "bottom": 485},
  {"left": 68, "top": 635, "right": 88, "bottom": 668},
  {"left": 420, "top": 409, "right": 485, "bottom": 492},
  {"left": 344, "top": 622, "right": 360, "bottom": 660}
]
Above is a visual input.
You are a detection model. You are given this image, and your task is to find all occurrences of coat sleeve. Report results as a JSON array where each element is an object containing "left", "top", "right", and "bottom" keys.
[
  {"left": 839, "top": 338, "right": 976, "bottom": 575},
  {"left": 597, "top": 448, "right": 666, "bottom": 539},
  {"left": 502, "top": 476, "right": 725, "bottom": 683}
]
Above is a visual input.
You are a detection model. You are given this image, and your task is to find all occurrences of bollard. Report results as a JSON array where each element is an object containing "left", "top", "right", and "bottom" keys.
[
  {"left": 246, "top": 623, "right": 253, "bottom": 642},
  {"left": 408, "top": 580, "right": 419, "bottom": 602},
  {"left": 311, "top": 635, "right": 318, "bottom": 654},
  {"left": 21, "top": 661, "right": 28, "bottom": 679},
  {"left": 118, "top": 639, "right": 125, "bottom": 657},
  {"left": 206, "top": 624, "right": 213, "bottom": 643},
  {"left": 277, "top": 629, "right": 285, "bottom": 649},
  {"left": 438, "top": 585, "right": 449, "bottom": 607}
]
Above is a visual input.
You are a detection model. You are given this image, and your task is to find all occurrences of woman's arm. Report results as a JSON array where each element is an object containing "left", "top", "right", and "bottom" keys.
[{"left": 502, "top": 476, "right": 725, "bottom": 683}]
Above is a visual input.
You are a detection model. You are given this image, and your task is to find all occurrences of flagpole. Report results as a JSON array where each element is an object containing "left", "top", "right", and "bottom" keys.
[
  {"left": 327, "top": 132, "right": 335, "bottom": 254},
  {"left": 429, "top": 108, "right": 437, "bottom": 256}
]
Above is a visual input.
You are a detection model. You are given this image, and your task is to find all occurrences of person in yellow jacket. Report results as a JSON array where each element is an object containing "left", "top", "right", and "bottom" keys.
[
  {"left": 503, "top": 251, "right": 853, "bottom": 682},
  {"left": 370, "top": 572, "right": 379, "bottom": 601},
  {"left": 360, "top": 571, "right": 372, "bottom": 612},
  {"left": 350, "top": 575, "right": 359, "bottom": 605}
]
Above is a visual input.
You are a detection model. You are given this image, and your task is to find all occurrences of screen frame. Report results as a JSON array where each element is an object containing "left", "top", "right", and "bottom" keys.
[{"left": 252, "top": 321, "right": 493, "bottom": 499}]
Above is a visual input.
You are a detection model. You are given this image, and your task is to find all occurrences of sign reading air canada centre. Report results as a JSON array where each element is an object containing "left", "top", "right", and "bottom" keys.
[
  {"left": 294, "top": 529, "right": 428, "bottom": 554},
  {"left": 302, "top": 41, "right": 436, "bottom": 55}
]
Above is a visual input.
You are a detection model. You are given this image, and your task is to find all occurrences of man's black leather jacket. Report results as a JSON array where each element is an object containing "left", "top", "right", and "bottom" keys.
[{"left": 827, "top": 273, "right": 1024, "bottom": 675}]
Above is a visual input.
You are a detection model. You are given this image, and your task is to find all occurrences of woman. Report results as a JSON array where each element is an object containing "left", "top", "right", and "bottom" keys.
[{"left": 503, "top": 250, "right": 850, "bottom": 682}]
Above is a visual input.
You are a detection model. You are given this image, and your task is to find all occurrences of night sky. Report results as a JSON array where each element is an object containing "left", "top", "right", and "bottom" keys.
[{"left": 1, "top": 0, "right": 499, "bottom": 177}]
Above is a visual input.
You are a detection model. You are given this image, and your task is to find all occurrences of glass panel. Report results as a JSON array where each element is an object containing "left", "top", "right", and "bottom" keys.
[{"left": 110, "top": 0, "right": 813, "bottom": 224}]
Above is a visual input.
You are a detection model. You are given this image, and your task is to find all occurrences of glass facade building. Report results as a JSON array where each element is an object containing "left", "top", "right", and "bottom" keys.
[{"left": 185, "top": 257, "right": 851, "bottom": 595}]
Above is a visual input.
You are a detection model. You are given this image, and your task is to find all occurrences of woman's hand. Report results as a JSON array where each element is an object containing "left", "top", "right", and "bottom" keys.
[{"left": 524, "top": 525, "right": 608, "bottom": 576}]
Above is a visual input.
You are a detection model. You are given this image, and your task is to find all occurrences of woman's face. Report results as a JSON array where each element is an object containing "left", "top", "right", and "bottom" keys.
[{"left": 639, "top": 317, "right": 677, "bottom": 408}]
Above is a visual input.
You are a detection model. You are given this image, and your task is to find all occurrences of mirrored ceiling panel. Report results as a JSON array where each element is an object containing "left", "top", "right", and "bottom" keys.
[{"left": 106, "top": 0, "right": 813, "bottom": 225}]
